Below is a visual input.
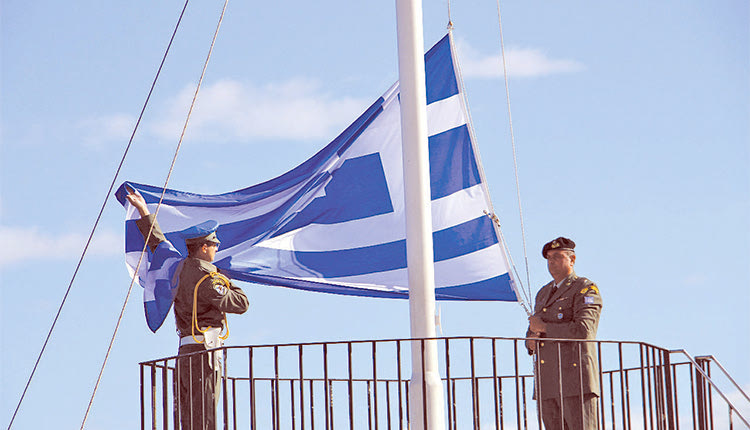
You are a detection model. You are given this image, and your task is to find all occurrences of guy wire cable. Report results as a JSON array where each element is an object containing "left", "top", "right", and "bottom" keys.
[
  {"left": 80, "top": 0, "right": 230, "bottom": 428},
  {"left": 6, "top": 0, "right": 192, "bottom": 428}
]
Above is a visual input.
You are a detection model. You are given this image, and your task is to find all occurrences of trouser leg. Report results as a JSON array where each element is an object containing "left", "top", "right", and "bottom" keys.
[
  {"left": 177, "top": 345, "right": 216, "bottom": 430},
  {"left": 560, "top": 393, "right": 599, "bottom": 430},
  {"left": 541, "top": 398, "right": 566, "bottom": 430}
]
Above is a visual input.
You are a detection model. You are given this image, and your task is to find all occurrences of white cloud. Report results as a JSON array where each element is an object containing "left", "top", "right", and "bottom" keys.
[
  {"left": 0, "top": 225, "right": 122, "bottom": 267},
  {"left": 455, "top": 39, "right": 585, "bottom": 79},
  {"left": 77, "top": 113, "right": 136, "bottom": 147},
  {"left": 149, "top": 78, "right": 369, "bottom": 143}
]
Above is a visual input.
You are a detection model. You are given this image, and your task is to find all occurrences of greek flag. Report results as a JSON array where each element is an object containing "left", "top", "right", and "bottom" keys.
[{"left": 116, "top": 33, "right": 518, "bottom": 332}]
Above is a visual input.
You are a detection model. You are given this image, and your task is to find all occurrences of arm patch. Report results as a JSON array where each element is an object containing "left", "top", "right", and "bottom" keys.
[{"left": 580, "top": 284, "right": 599, "bottom": 295}]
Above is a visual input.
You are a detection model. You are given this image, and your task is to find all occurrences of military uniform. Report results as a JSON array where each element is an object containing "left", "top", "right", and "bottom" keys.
[
  {"left": 526, "top": 237, "right": 603, "bottom": 430},
  {"left": 136, "top": 214, "right": 249, "bottom": 430}
]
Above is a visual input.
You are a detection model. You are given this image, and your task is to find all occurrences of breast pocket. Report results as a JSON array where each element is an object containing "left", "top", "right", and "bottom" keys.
[{"left": 553, "top": 298, "right": 574, "bottom": 322}]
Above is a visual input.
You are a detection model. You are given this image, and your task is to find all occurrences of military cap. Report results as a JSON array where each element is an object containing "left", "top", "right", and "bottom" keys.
[
  {"left": 180, "top": 220, "right": 221, "bottom": 246},
  {"left": 542, "top": 237, "right": 575, "bottom": 258}
]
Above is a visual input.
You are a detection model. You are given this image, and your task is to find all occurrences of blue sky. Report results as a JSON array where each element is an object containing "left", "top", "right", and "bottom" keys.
[{"left": 2, "top": 1, "right": 748, "bottom": 428}]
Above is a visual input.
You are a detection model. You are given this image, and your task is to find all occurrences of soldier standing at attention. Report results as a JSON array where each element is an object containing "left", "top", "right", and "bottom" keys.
[
  {"left": 526, "top": 237, "right": 603, "bottom": 430},
  {"left": 126, "top": 188, "right": 249, "bottom": 430}
]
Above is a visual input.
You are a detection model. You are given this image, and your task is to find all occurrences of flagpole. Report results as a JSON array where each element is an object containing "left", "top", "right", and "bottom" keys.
[{"left": 395, "top": 1, "right": 446, "bottom": 429}]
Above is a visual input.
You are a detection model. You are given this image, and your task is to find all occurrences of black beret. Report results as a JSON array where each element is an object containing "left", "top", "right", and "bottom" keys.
[{"left": 542, "top": 237, "right": 575, "bottom": 258}]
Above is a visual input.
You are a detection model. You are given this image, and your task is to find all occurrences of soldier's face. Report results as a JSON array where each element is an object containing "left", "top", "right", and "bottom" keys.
[
  {"left": 201, "top": 242, "right": 219, "bottom": 262},
  {"left": 546, "top": 249, "right": 575, "bottom": 280}
]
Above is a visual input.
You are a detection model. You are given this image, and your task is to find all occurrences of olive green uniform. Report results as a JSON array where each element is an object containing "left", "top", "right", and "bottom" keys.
[
  {"left": 136, "top": 214, "right": 249, "bottom": 430},
  {"left": 526, "top": 273, "right": 603, "bottom": 430}
]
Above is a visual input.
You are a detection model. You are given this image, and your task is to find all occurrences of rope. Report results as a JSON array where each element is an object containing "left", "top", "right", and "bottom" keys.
[
  {"left": 4, "top": 2, "right": 193, "bottom": 429},
  {"left": 495, "top": 0, "right": 533, "bottom": 301},
  {"left": 79, "top": 0, "right": 230, "bottom": 427},
  {"left": 192, "top": 272, "right": 230, "bottom": 344},
  {"left": 445, "top": 16, "right": 532, "bottom": 314}
]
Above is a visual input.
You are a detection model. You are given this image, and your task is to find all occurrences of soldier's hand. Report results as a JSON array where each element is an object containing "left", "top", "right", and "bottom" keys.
[
  {"left": 125, "top": 186, "right": 150, "bottom": 217},
  {"left": 528, "top": 315, "right": 547, "bottom": 334}
]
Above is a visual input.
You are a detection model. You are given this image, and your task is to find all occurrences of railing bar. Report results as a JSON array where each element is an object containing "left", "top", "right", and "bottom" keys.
[
  {"left": 520, "top": 375, "right": 528, "bottom": 430},
  {"left": 140, "top": 364, "right": 146, "bottom": 430},
  {"left": 470, "top": 337, "right": 478, "bottom": 430},
  {"left": 421, "top": 339, "right": 428, "bottom": 430},
  {"left": 291, "top": 379, "right": 297, "bottom": 430},
  {"left": 498, "top": 376, "right": 504, "bottom": 430},
  {"left": 445, "top": 338, "right": 453, "bottom": 429},
  {"left": 640, "top": 344, "right": 648, "bottom": 430},
  {"left": 707, "top": 362, "right": 715, "bottom": 430},
  {"left": 348, "top": 342, "right": 354, "bottom": 430},
  {"left": 172, "top": 364, "right": 179, "bottom": 430},
  {"left": 451, "top": 379, "right": 457, "bottom": 430},
  {"left": 625, "top": 368, "right": 632, "bottom": 430},
  {"left": 274, "top": 345, "right": 280, "bottom": 430},
  {"left": 557, "top": 343, "right": 564, "bottom": 430},
  {"left": 598, "top": 342, "right": 607, "bottom": 430},
  {"left": 372, "top": 341, "right": 378, "bottom": 430},
  {"left": 385, "top": 381, "right": 392, "bottom": 430},
  {"left": 513, "top": 340, "right": 522, "bottom": 430},
  {"left": 151, "top": 363, "right": 157, "bottom": 430},
  {"left": 492, "top": 339, "right": 500, "bottom": 430},
  {"left": 324, "top": 344, "right": 330, "bottom": 430},
  {"left": 663, "top": 351, "right": 675, "bottom": 430},
  {"left": 578, "top": 342, "right": 585, "bottom": 428},
  {"left": 310, "top": 379, "right": 316, "bottom": 430},
  {"left": 249, "top": 347, "right": 255, "bottom": 430},
  {"left": 609, "top": 371, "right": 616, "bottom": 430},
  {"left": 299, "top": 345, "right": 305, "bottom": 430},
  {"left": 231, "top": 378, "right": 237, "bottom": 430},
  {"left": 619, "top": 342, "right": 626, "bottom": 430},
  {"left": 672, "top": 360, "right": 680, "bottom": 430},
  {"left": 689, "top": 362, "right": 697, "bottom": 430},
  {"left": 405, "top": 381, "right": 410, "bottom": 430},
  {"left": 329, "top": 380, "right": 335, "bottom": 430},
  {"left": 647, "top": 346, "right": 655, "bottom": 430},
  {"left": 161, "top": 360, "right": 169, "bottom": 430},
  {"left": 367, "top": 380, "right": 373, "bottom": 430},
  {"left": 223, "top": 349, "right": 229, "bottom": 430},
  {"left": 397, "top": 341, "right": 404, "bottom": 430}
]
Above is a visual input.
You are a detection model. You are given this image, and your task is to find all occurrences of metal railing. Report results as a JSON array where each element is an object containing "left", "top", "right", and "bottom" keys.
[{"left": 139, "top": 337, "right": 749, "bottom": 429}]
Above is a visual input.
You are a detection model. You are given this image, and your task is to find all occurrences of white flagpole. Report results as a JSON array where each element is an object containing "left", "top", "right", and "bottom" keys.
[{"left": 395, "top": 1, "right": 446, "bottom": 429}]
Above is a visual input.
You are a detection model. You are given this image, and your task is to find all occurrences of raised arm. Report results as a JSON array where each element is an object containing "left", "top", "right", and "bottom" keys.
[{"left": 125, "top": 186, "right": 150, "bottom": 217}]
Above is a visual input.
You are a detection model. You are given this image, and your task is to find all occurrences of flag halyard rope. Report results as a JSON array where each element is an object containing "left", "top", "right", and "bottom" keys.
[{"left": 495, "top": 0, "right": 533, "bottom": 302}]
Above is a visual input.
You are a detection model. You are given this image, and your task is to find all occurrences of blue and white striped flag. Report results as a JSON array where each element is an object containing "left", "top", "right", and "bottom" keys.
[{"left": 116, "top": 34, "right": 518, "bottom": 332}]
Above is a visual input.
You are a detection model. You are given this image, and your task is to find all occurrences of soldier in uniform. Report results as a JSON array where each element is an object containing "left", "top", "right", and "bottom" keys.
[
  {"left": 526, "top": 237, "right": 603, "bottom": 430},
  {"left": 126, "top": 188, "right": 249, "bottom": 430}
]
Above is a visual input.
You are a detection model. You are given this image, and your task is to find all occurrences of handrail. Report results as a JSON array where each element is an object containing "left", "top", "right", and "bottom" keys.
[
  {"left": 670, "top": 349, "right": 750, "bottom": 427},
  {"left": 692, "top": 354, "right": 750, "bottom": 404}
]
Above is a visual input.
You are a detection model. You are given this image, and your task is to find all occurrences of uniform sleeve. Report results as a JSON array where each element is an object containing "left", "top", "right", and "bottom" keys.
[
  {"left": 198, "top": 275, "right": 250, "bottom": 315},
  {"left": 525, "top": 287, "right": 546, "bottom": 354},
  {"left": 134, "top": 214, "right": 169, "bottom": 253},
  {"left": 544, "top": 284, "right": 602, "bottom": 340}
]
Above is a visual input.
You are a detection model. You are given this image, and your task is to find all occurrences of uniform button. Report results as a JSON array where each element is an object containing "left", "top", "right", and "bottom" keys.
[
  {"left": 558, "top": 307, "right": 562, "bottom": 310},
  {"left": 542, "top": 308, "right": 547, "bottom": 312},
  {"left": 540, "top": 342, "right": 545, "bottom": 347},
  {"left": 573, "top": 363, "right": 577, "bottom": 367},
  {"left": 540, "top": 360, "right": 545, "bottom": 364}
]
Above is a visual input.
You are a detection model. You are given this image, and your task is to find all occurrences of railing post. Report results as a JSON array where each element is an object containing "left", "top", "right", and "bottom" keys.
[
  {"left": 662, "top": 350, "right": 675, "bottom": 430},
  {"left": 695, "top": 357, "right": 709, "bottom": 430}
]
